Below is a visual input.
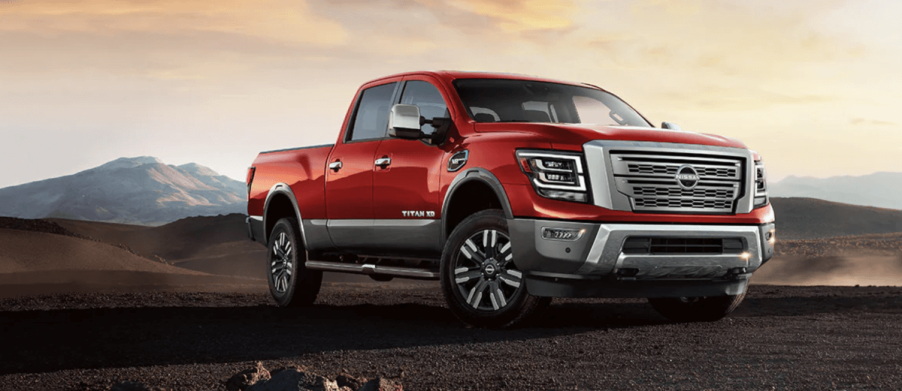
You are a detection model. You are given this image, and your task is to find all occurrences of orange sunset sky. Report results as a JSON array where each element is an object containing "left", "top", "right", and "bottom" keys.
[{"left": 1, "top": 0, "right": 900, "bottom": 187}]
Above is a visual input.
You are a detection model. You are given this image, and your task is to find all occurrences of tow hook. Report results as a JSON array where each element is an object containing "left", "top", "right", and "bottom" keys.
[
  {"left": 726, "top": 267, "right": 749, "bottom": 280},
  {"left": 615, "top": 268, "right": 639, "bottom": 281}
]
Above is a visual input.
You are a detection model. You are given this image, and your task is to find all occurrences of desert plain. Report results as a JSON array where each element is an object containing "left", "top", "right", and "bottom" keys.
[{"left": 1, "top": 198, "right": 901, "bottom": 390}]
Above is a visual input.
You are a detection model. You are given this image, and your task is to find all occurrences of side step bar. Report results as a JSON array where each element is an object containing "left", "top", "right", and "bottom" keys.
[{"left": 305, "top": 260, "right": 440, "bottom": 280}]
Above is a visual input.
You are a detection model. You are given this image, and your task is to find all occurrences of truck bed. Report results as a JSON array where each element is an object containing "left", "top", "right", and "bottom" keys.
[{"left": 247, "top": 144, "right": 334, "bottom": 221}]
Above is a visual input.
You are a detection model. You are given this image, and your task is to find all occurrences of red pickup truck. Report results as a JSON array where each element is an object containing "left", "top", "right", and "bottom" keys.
[{"left": 246, "top": 71, "right": 776, "bottom": 328}]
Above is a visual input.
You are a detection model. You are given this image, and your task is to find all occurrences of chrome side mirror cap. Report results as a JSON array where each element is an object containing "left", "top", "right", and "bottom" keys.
[
  {"left": 388, "top": 104, "right": 424, "bottom": 140},
  {"left": 661, "top": 122, "right": 682, "bottom": 131}
]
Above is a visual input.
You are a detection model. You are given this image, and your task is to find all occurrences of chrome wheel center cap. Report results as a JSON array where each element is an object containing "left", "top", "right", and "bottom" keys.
[{"left": 484, "top": 263, "right": 497, "bottom": 276}]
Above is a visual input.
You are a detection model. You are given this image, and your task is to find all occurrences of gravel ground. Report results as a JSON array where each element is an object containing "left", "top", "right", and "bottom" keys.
[
  {"left": 2, "top": 283, "right": 902, "bottom": 390},
  {"left": 776, "top": 234, "right": 902, "bottom": 258}
]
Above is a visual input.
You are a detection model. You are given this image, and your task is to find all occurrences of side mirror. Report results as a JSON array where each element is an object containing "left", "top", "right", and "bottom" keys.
[
  {"left": 661, "top": 122, "right": 682, "bottom": 131},
  {"left": 388, "top": 104, "right": 424, "bottom": 140}
]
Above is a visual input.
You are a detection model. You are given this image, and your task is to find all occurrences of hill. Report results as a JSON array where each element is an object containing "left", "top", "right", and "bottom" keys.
[
  {"left": 769, "top": 172, "right": 902, "bottom": 210},
  {"left": 0, "top": 157, "right": 245, "bottom": 226},
  {"left": 0, "top": 228, "right": 198, "bottom": 275},
  {"left": 51, "top": 214, "right": 376, "bottom": 283},
  {"left": 51, "top": 214, "right": 267, "bottom": 279},
  {"left": 0, "top": 217, "right": 265, "bottom": 298},
  {"left": 771, "top": 197, "right": 902, "bottom": 239}
]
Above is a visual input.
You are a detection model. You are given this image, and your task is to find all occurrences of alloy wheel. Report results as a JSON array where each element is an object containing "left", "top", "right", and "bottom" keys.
[
  {"left": 453, "top": 229, "right": 523, "bottom": 311},
  {"left": 270, "top": 231, "right": 294, "bottom": 293}
]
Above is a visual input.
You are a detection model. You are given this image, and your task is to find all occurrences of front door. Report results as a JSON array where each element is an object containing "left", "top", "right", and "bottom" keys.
[
  {"left": 371, "top": 79, "right": 450, "bottom": 255},
  {"left": 325, "top": 81, "right": 398, "bottom": 250}
]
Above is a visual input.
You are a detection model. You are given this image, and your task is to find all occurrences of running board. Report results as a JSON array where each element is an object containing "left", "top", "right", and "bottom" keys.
[{"left": 305, "top": 260, "right": 440, "bottom": 280}]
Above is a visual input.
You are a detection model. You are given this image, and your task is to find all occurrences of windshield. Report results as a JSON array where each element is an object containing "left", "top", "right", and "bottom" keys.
[{"left": 453, "top": 79, "right": 650, "bottom": 127}]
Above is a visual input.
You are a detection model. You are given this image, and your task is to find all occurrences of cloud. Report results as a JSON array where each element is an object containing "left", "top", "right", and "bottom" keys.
[
  {"left": 444, "top": 0, "right": 576, "bottom": 32},
  {"left": 0, "top": 0, "right": 348, "bottom": 46},
  {"left": 654, "top": 84, "right": 836, "bottom": 111},
  {"left": 1, "top": 0, "right": 900, "bottom": 188},
  {"left": 313, "top": 0, "right": 578, "bottom": 41},
  {"left": 576, "top": 1, "right": 858, "bottom": 74},
  {"left": 851, "top": 118, "right": 898, "bottom": 127}
]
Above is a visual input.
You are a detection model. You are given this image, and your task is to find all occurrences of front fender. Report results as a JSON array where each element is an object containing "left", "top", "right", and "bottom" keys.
[{"left": 440, "top": 168, "right": 514, "bottom": 246}]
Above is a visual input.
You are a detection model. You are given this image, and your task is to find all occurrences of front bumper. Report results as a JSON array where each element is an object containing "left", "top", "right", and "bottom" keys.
[{"left": 508, "top": 218, "right": 775, "bottom": 298}]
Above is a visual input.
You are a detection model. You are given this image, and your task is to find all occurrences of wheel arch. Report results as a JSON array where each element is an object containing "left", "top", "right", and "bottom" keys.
[
  {"left": 263, "top": 183, "right": 307, "bottom": 248},
  {"left": 440, "top": 168, "right": 514, "bottom": 247}
]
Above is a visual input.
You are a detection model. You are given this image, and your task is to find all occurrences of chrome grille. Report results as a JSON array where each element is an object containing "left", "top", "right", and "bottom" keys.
[
  {"left": 634, "top": 198, "right": 733, "bottom": 209},
  {"left": 632, "top": 186, "right": 734, "bottom": 199},
  {"left": 611, "top": 151, "right": 746, "bottom": 214},
  {"left": 628, "top": 163, "right": 676, "bottom": 175},
  {"left": 627, "top": 164, "right": 738, "bottom": 179}
]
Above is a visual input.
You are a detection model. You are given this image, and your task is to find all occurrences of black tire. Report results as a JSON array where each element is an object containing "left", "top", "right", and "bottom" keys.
[
  {"left": 440, "top": 210, "right": 548, "bottom": 328},
  {"left": 648, "top": 292, "right": 746, "bottom": 322},
  {"left": 267, "top": 217, "right": 322, "bottom": 307}
]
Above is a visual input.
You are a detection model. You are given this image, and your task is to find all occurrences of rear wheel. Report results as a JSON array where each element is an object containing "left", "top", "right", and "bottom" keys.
[
  {"left": 648, "top": 292, "right": 746, "bottom": 322},
  {"left": 267, "top": 217, "right": 322, "bottom": 307},
  {"left": 440, "top": 210, "right": 549, "bottom": 328}
]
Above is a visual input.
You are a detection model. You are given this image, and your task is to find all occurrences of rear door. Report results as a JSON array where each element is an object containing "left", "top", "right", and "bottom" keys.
[
  {"left": 325, "top": 81, "right": 399, "bottom": 250},
  {"left": 371, "top": 78, "right": 451, "bottom": 255}
]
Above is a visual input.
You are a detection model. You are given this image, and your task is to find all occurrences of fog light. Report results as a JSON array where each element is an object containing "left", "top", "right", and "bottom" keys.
[
  {"left": 536, "top": 188, "right": 588, "bottom": 202},
  {"left": 739, "top": 251, "right": 751, "bottom": 261},
  {"left": 541, "top": 227, "right": 586, "bottom": 241},
  {"left": 767, "top": 229, "right": 776, "bottom": 245}
]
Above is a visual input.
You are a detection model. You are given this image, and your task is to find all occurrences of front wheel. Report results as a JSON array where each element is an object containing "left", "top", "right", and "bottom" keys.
[
  {"left": 440, "top": 210, "right": 549, "bottom": 328},
  {"left": 267, "top": 217, "right": 322, "bottom": 307},
  {"left": 648, "top": 292, "right": 746, "bottom": 322}
]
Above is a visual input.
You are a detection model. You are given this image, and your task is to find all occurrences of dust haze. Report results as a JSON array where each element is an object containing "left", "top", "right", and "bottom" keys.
[{"left": 753, "top": 254, "right": 902, "bottom": 287}]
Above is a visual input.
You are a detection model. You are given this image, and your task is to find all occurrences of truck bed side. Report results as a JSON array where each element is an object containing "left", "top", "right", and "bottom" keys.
[{"left": 247, "top": 144, "right": 334, "bottom": 233}]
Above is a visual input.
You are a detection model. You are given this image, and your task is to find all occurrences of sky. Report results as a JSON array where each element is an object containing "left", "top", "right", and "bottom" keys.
[{"left": 1, "top": 0, "right": 900, "bottom": 188}]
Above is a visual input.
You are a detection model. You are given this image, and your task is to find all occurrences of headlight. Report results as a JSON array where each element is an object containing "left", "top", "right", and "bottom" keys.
[
  {"left": 754, "top": 159, "right": 768, "bottom": 208},
  {"left": 516, "top": 150, "right": 589, "bottom": 203}
]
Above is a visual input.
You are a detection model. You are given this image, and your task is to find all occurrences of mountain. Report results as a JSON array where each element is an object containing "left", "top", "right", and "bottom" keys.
[
  {"left": 771, "top": 197, "right": 902, "bottom": 239},
  {"left": 0, "top": 157, "right": 246, "bottom": 226},
  {"left": 769, "top": 172, "right": 902, "bottom": 210},
  {"left": 42, "top": 214, "right": 375, "bottom": 282}
]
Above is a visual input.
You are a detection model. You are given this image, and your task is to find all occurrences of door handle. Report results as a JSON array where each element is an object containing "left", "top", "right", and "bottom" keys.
[
  {"left": 329, "top": 161, "right": 342, "bottom": 171},
  {"left": 375, "top": 157, "right": 391, "bottom": 169}
]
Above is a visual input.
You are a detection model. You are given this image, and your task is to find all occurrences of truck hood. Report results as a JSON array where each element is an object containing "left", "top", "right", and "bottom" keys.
[{"left": 473, "top": 123, "right": 748, "bottom": 150}]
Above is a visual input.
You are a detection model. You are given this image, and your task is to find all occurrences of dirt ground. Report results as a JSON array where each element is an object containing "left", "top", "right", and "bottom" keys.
[
  {"left": 3, "top": 215, "right": 901, "bottom": 389},
  {"left": 2, "top": 283, "right": 901, "bottom": 390}
]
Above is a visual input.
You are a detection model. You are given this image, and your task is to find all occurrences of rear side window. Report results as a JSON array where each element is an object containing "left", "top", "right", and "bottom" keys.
[
  {"left": 348, "top": 82, "right": 397, "bottom": 141},
  {"left": 399, "top": 81, "right": 449, "bottom": 135}
]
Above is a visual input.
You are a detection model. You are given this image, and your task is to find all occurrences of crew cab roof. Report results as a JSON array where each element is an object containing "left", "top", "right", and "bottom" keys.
[{"left": 364, "top": 70, "right": 598, "bottom": 89}]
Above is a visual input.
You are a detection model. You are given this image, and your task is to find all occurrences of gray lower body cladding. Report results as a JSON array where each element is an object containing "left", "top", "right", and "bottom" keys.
[
  {"left": 247, "top": 216, "right": 266, "bottom": 246},
  {"left": 508, "top": 218, "right": 775, "bottom": 298}
]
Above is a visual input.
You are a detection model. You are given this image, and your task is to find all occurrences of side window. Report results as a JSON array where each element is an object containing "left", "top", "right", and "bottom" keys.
[
  {"left": 399, "top": 81, "right": 448, "bottom": 135},
  {"left": 572, "top": 95, "right": 624, "bottom": 126},
  {"left": 348, "top": 82, "right": 397, "bottom": 141}
]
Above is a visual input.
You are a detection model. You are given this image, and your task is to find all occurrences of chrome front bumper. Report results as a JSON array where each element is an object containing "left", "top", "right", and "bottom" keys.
[{"left": 508, "top": 218, "right": 775, "bottom": 298}]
